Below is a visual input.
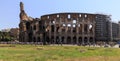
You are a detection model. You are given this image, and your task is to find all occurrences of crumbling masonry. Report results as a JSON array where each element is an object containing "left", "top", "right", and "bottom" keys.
[{"left": 19, "top": 2, "right": 120, "bottom": 45}]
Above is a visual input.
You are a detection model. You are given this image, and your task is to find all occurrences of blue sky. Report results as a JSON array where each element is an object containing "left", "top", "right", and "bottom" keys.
[{"left": 0, "top": 0, "right": 120, "bottom": 30}]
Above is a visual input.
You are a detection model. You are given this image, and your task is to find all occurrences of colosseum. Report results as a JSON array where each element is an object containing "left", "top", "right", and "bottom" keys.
[{"left": 19, "top": 2, "right": 120, "bottom": 45}]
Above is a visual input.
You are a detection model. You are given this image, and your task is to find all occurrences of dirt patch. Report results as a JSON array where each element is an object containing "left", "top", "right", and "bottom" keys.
[
  {"left": 64, "top": 56, "right": 120, "bottom": 61},
  {"left": 0, "top": 45, "right": 16, "bottom": 47}
]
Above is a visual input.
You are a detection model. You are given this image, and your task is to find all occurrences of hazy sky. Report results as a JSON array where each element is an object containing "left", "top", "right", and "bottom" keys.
[{"left": 0, "top": 0, "right": 120, "bottom": 30}]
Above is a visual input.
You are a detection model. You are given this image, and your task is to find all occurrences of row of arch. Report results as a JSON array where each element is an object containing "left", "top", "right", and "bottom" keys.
[{"left": 45, "top": 36, "right": 94, "bottom": 45}]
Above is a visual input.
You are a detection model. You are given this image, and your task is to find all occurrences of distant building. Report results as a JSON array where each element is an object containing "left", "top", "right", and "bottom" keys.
[
  {"left": 95, "top": 14, "right": 112, "bottom": 42},
  {"left": 112, "top": 22, "right": 120, "bottom": 41},
  {"left": 1, "top": 28, "right": 11, "bottom": 32}
]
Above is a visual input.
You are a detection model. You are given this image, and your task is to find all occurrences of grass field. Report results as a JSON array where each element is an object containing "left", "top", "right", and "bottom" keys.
[{"left": 0, "top": 44, "right": 120, "bottom": 61}]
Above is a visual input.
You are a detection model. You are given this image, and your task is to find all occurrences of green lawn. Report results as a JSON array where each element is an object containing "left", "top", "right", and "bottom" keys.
[{"left": 0, "top": 44, "right": 120, "bottom": 61}]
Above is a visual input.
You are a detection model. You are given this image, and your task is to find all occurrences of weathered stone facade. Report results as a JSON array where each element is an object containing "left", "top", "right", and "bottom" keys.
[
  {"left": 40, "top": 13, "right": 96, "bottom": 45},
  {"left": 19, "top": 2, "right": 120, "bottom": 45}
]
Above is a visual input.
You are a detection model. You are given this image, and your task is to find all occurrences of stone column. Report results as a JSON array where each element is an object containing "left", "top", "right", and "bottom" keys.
[
  {"left": 76, "top": 20, "right": 79, "bottom": 45},
  {"left": 76, "top": 30, "right": 79, "bottom": 45},
  {"left": 82, "top": 37, "right": 84, "bottom": 45},
  {"left": 93, "top": 24, "right": 95, "bottom": 45},
  {"left": 87, "top": 23, "right": 90, "bottom": 44},
  {"left": 54, "top": 19, "right": 56, "bottom": 44},
  {"left": 71, "top": 18, "right": 73, "bottom": 44},
  {"left": 65, "top": 18, "right": 67, "bottom": 44},
  {"left": 76, "top": 36, "right": 78, "bottom": 45},
  {"left": 87, "top": 37, "right": 90, "bottom": 45},
  {"left": 49, "top": 21, "right": 52, "bottom": 44},
  {"left": 82, "top": 20, "right": 84, "bottom": 45}
]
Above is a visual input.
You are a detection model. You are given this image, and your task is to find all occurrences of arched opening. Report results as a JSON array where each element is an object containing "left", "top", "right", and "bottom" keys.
[
  {"left": 73, "top": 26, "right": 76, "bottom": 33},
  {"left": 33, "top": 37, "right": 36, "bottom": 42},
  {"left": 73, "top": 20, "right": 76, "bottom": 24},
  {"left": 73, "top": 36, "right": 77, "bottom": 44},
  {"left": 51, "top": 25, "right": 54, "bottom": 32},
  {"left": 84, "top": 24, "right": 88, "bottom": 34},
  {"left": 33, "top": 25, "right": 36, "bottom": 30},
  {"left": 28, "top": 32, "right": 32, "bottom": 42},
  {"left": 39, "top": 21, "right": 44, "bottom": 31},
  {"left": 85, "top": 14, "right": 87, "bottom": 18},
  {"left": 51, "top": 36, "right": 54, "bottom": 44},
  {"left": 84, "top": 37, "right": 88, "bottom": 45},
  {"left": 57, "top": 15, "right": 59, "bottom": 18},
  {"left": 56, "top": 25, "right": 60, "bottom": 32},
  {"left": 62, "top": 37, "right": 64, "bottom": 44},
  {"left": 68, "top": 27, "right": 71, "bottom": 32},
  {"left": 78, "top": 37, "right": 82, "bottom": 45},
  {"left": 37, "top": 37, "right": 41, "bottom": 42},
  {"left": 79, "top": 14, "right": 81, "bottom": 17},
  {"left": 68, "top": 14, "right": 71, "bottom": 19},
  {"left": 46, "top": 36, "right": 50, "bottom": 44},
  {"left": 89, "top": 24, "right": 93, "bottom": 34},
  {"left": 46, "top": 25, "right": 50, "bottom": 32},
  {"left": 79, "top": 24, "right": 82, "bottom": 34},
  {"left": 67, "top": 37, "right": 71, "bottom": 44},
  {"left": 47, "top": 16, "right": 49, "bottom": 19},
  {"left": 90, "top": 37, "right": 94, "bottom": 44},
  {"left": 56, "top": 36, "right": 59, "bottom": 44},
  {"left": 26, "top": 22, "right": 30, "bottom": 30}
]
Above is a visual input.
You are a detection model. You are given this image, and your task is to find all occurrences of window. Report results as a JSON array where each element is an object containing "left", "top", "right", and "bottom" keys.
[
  {"left": 79, "top": 14, "right": 81, "bottom": 17},
  {"left": 51, "top": 25, "right": 54, "bottom": 32},
  {"left": 85, "top": 14, "right": 87, "bottom": 18},
  {"left": 73, "top": 25, "right": 76, "bottom": 27},
  {"left": 34, "top": 25, "right": 36, "bottom": 30},
  {"left": 67, "top": 24, "right": 71, "bottom": 27},
  {"left": 63, "top": 24, "right": 66, "bottom": 26},
  {"left": 53, "top": 21, "right": 55, "bottom": 24},
  {"left": 73, "top": 27, "right": 76, "bottom": 32},
  {"left": 68, "top": 14, "right": 71, "bottom": 19},
  {"left": 26, "top": 22, "right": 30, "bottom": 30},
  {"left": 73, "top": 20, "right": 76, "bottom": 23},
  {"left": 57, "top": 15, "right": 59, "bottom": 18},
  {"left": 78, "top": 24, "right": 80, "bottom": 27},
  {"left": 47, "top": 16, "right": 49, "bottom": 19},
  {"left": 89, "top": 24, "right": 92, "bottom": 29}
]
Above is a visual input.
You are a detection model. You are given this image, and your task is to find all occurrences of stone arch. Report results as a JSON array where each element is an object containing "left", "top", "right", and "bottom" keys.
[
  {"left": 51, "top": 25, "right": 54, "bottom": 32},
  {"left": 61, "top": 36, "right": 65, "bottom": 44},
  {"left": 84, "top": 24, "right": 88, "bottom": 34},
  {"left": 28, "top": 32, "right": 32, "bottom": 42},
  {"left": 90, "top": 37, "right": 94, "bottom": 44},
  {"left": 33, "top": 25, "right": 36, "bottom": 30},
  {"left": 78, "top": 37, "right": 82, "bottom": 45},
  {"left": 46, "top": 36, "right": 50, "bottom": 43},
  {"left": 56, "top": 36, "right": 59, "bottom": 44},
  {"left": 84, "top": 37, "right": 88, "bottom": 45},
  {"left": 37, "top": 37, "right": 41, "bottom": 42},
  {"left": 33, "top": 37, "right": 36, "bottom": 42},
  {"left": 67, "top": 36, "right": 71, "bottom": 44},
  {"left": 73, "top": 36, "right": 77, "bottom": 44},
  {"left": 51, "top": 36, "right": 54, "bottom": 44}
]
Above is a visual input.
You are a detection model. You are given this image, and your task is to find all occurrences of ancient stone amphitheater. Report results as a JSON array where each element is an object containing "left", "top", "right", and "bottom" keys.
[{"left": 19, "top": 2, "right": 120, "bottom": 45}]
